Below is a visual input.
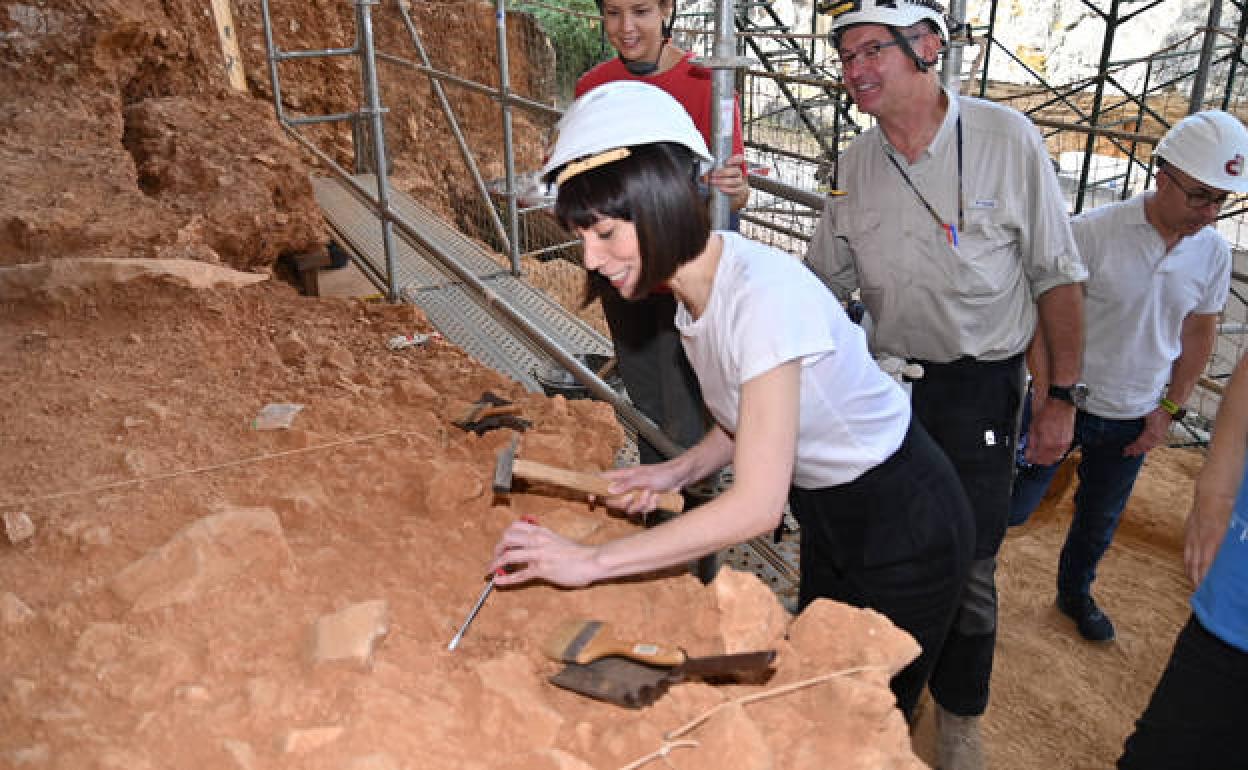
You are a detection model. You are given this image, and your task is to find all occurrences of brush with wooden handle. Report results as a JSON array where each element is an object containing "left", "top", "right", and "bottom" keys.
[{"left": 542, "top": 619, "right": 687, "bottom": 667}]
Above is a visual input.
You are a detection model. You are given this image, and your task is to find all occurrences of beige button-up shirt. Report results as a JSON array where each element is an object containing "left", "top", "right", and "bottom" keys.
[{"left": 806, "top": 90, "right": 1087, "bottom": 363}]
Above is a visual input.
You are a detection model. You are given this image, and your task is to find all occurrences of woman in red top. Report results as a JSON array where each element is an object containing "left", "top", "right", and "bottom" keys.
[{"left": 574, "top": 0, "right": 749, "bottom": 467}]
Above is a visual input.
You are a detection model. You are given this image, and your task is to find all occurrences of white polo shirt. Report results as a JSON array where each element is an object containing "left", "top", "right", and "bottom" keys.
[
  {"left": 806, "top": 89, "right": 1087, "bottom": 363},
  {"left": 675, "top": 232, "right": 910, "bottom": 488},
  {"left": 1075, "top": 194, "right": 1230, "bottom": 419}
]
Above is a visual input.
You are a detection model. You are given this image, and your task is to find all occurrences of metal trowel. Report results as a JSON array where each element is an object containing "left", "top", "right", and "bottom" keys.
[{"left": 548, "top": 650, "right": 777, "bottom": 709}]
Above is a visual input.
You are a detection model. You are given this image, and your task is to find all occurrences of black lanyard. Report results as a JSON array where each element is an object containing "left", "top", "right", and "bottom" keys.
[{"left": 886, "top": 116, "right": 964, "bottom": 246}]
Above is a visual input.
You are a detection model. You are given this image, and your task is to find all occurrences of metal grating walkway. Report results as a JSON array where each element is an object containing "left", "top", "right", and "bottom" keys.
[{"left": 313, "top": 174, "right": 611, "bottom": 392}]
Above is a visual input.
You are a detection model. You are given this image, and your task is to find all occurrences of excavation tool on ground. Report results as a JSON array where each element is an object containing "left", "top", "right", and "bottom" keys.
[
  {"left": 543, "top": 619, "right": 687, "bottom": 666},
  {"left": 446, "top": 514, "right": 537, "bottom": 652},
  {"left": 452, "top": 391, "right": 531, "bottom": 435},
  {"left": 543, "top": 619, "right": 776, "bottom": 708},
  {"left": 493, "top": 436, "right": 685, "bottom": 513}
]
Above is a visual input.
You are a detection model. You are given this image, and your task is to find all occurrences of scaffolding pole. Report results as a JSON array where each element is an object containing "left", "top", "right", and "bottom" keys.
[
  {"left": 1074, "top": 0, "right": 1121, "bottom": 215},
  {"left": 943, "top": 0, "right": 966, "bottom": 93},
  {"left": 494, "top": 0, "right": 523, "bottom": 273},
  {"left": 1191, "top": 0, "right": 1224, "bottom": 112},
  {"left": 707, "top": 0, "right": 744, "bottom": 229}
]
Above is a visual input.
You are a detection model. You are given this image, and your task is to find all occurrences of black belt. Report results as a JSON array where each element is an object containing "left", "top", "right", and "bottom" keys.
[{"left": 909, "top": 352, "right": 1024, "bottom": 376}]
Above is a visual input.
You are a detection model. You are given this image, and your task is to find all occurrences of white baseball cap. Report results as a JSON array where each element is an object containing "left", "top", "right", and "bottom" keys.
[{"left": 1155, "top": 110, "right": 1248, "bottom": 194}]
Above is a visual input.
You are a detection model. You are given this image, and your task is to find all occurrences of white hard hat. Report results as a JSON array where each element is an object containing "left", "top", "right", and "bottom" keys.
[
  {"left": 1155, "top": 110, "right": 1248, "bottom": 194},
  {"left": 541, "top": 81, "right": 713, "bottom": 186},
  {"left": 823, "top": 0, "right": 949, "bottom": 43}
]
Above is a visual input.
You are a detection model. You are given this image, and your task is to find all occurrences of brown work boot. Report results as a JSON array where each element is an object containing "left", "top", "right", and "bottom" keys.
[{"left": 935, "top": 703, "right": 985, "bottom": 770}]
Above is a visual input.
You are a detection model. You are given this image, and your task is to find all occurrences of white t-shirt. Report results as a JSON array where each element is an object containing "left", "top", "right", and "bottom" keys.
[
  {"left": 674, "top": 232, "right": 911, "bottom": 488},
  {"left": 1075, "top": 194, "right": 1231, "bottom": 419}
]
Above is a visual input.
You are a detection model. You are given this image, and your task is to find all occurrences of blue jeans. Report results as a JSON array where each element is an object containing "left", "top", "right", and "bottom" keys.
[{"left": 1009, "top": 400, "right": 1147, "bottom": 599}]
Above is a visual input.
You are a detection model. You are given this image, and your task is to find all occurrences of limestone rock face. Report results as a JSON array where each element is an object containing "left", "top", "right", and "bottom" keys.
[
  {"left": 0, "top": 259, "right": 268, "bottom": 300},
  {"left": 728, "top": 0, "right": 1223, "bottom": 93},
  {"left": 964, "top": 0, "right": 1221, "bottom": 90}
]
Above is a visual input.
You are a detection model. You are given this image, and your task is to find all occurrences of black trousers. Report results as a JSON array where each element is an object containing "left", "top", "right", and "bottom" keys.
[
  {"left": 1119, "top": 615, "right": 1248, "bottom": 769},
  {"left": 910, "top": 354, "right": 1025, "bottom": 716},
  {"left": 600, "top": 289, "right": 705, "bottom": 464},
  {"left": 789, "top": 418, "right": 974, "bottom": 719}
]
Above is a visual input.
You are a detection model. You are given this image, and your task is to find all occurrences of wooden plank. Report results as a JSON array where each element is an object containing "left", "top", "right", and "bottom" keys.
[{"left": 209, "top": 0, "right": 247, "bottom": 92}]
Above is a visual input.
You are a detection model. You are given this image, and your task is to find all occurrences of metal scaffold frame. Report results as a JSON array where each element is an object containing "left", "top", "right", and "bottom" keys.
[
  {"left": 643, "top": 0, "right": 1248, "bottom": 435},
  {"left": 258, "top": 0, "right": 1248, "bottom": 447}
]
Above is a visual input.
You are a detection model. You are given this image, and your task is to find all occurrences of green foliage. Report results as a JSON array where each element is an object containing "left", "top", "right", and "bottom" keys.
[{"left": 516, "top": 0, "right": 611, "bottom": 103}]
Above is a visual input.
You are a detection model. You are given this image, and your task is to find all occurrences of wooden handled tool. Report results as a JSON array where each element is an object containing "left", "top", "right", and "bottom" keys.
[
  {"left": 543, "top": 619, "right": 687, "bottom": 666},
  {"left": 493, "top": 437, "right": 685, "bottom": 513},
  {"left": 548, "top": 649, "right": 778, "bottom": 708}
]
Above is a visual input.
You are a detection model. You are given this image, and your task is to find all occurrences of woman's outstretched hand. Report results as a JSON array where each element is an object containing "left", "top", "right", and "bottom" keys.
[{"left": 489, "top": 518, "right": 601, "bottom": 588}]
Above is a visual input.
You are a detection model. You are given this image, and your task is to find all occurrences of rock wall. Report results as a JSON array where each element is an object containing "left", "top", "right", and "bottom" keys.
[
  {"left": 0, "top": 0, "right": 555, "bottom": 270},
  {"left": 721, "top": 0, "right": 1234, "bottom": 96},
  {"left": 969, "top": 0, "right": 1235, "bottom": 94}
]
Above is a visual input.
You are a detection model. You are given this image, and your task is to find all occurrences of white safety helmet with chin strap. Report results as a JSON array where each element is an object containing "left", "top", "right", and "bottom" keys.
[
  {"left": 541, "top": 80, "right": 713, "bottom": 189},
  {"left": 822, "top": 0, "right": 949, "bottom": 72},
  {"left": 1155, "top": 110, "right": 1248, "bottom": 194}
]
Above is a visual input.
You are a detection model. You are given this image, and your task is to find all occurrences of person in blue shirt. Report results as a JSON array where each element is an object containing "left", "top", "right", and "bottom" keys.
[{"left": 1118, "top": 351, "right": 1248, "bottom": 768}]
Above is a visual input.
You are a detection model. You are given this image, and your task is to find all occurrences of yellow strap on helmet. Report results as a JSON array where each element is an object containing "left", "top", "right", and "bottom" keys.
[{"left": 555, "top": 147, "right": 632, "bottom": 186}]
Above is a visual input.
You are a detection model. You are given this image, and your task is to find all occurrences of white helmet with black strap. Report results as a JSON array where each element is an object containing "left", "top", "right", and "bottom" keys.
[
  {"left": 541, "top": 80, "right": 713, "bottom": 189},
  {"left": 821, "top": 0, "right": 949, "bottom": 72},
  {"left": 1155, "top": 110, "right": 1248, "bottom": 194}
]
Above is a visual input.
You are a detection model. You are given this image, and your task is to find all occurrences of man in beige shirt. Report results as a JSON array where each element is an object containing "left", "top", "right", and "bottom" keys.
[{"left": 807, "top": 1, "right": 1087, "bottom": 766}]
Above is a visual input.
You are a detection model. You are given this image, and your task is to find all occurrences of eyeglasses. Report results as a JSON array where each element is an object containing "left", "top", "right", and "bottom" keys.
[
  {"left": 836, "top": 34, "right": 922, "bottom": 68},
  {"left": 1161, "top": 166, "right": 1231, "bottom": 209}
]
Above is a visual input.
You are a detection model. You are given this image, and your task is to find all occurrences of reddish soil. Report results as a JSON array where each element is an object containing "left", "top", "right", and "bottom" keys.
[
  {"left": 0, "top": 0, "right": 1203, "bottom": 768},
  {"left": 0, "top": 261, "right": 922, "bottom": 769}
]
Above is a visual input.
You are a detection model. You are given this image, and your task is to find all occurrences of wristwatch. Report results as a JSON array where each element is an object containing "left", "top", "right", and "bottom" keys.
[
  {"left": 1160, "top": 397, "right": 1188, "bottom": 422},
  {"left": 1047, "top": 383, "right": 1089, "bottom": 409}
]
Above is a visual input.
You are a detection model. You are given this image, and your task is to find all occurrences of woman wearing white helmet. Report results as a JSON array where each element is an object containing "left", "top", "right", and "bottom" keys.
[
  {"left": 493, "top": 81, "right": 974, "bottom": 720},
  {"left": 573, "top": 0, "right": 749, "bottom": 468}
]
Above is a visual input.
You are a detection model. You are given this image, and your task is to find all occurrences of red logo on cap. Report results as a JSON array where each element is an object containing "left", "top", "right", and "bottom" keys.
[{"left": 1227, "top": 154, "right": 1244, "bottom": 177}]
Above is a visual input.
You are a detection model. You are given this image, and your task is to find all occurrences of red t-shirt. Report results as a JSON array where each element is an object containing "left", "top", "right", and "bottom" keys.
[{"left": 574, "top": 52, "right": 746, "bottom": 160}]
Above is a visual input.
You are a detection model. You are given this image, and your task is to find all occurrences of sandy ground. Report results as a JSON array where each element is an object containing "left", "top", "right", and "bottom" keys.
[
  {"left": 969, "top": 447, "right": 1200, "bottom": 768},
  {"left": 0, "top": 261, "right": 929, "bottom": 769}
]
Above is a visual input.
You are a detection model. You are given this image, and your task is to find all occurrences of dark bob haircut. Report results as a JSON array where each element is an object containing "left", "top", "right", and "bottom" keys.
[{"left": 552, "top": 141, "right": 711, "bottom": 302}]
